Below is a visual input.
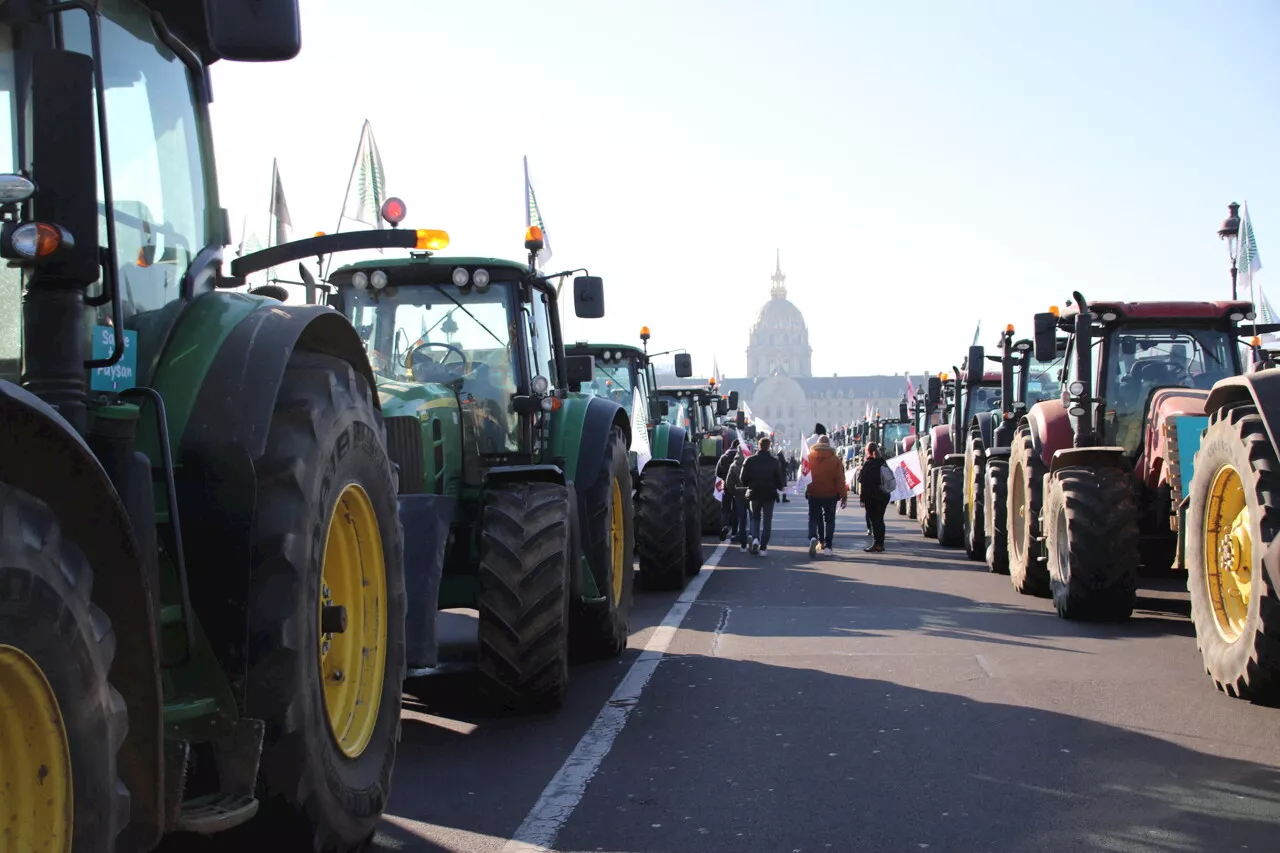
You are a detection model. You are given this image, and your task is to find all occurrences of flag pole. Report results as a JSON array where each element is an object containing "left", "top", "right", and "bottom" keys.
[{"left": 324, "top": 120, "right": 371, "bottom": 280}]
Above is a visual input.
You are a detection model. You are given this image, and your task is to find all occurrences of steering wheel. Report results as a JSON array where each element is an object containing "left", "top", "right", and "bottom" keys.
[
  {"left": 405, "top": 340, "right": 471, "bottom": 381},
  {"left": 1129, "top": 359, "right": 1188, "bottom": 387}
]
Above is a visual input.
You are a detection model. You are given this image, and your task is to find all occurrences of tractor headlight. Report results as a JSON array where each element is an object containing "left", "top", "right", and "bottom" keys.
[
  {"left": 1230, "top": 312, "right": 1245, "bottom": 321},
  {"left": 352, "top": 271, "right": 369, "bottom": 290},
  {"left": 1101, "top": 312, "right": 1118, "bottom": 322},
  {"left": 472, "top": 268, "right": 491, "bottom": 291},
  {"left": 452, "top": 267, "right": 470, "bottom": 287},
  {"left": 1068, "top": 381, "right": 1086, "bottom": 396},
  {"left": 370, "top": 270, "right": 388, "bottom": 290},
  {"left": 1068, "top": 405, "right": 1086, "bottom": 417},
  {"left": 1246, "top": 311, "right": 1257, "bottom": 320},
  {"left": 532, "top": 374, "right": 550, "bottom": 394}
]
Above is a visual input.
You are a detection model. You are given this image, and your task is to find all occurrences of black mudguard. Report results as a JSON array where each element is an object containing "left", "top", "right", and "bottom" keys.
[
  {"left": 567, "top": 397, "right": 629, "bottom": 598},
  {"left": 400, "top": 493, "right": 456, "bottom": 670},
  {"left": 974, "top": 410, "right": 995, "bottom": 450},
  {"left": 0, "top": 380, "right": 163, "bottom": 844}
]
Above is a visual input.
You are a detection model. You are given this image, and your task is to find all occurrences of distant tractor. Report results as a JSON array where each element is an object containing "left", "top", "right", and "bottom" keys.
[
  {"left": 912, "top": 377, "right": 946, "bottom": 533},
  {"left": 933, "top": 354, "right": 1002, "bottom": 549},
  {"left": 566, "top": 334, "right": 704, "bottom": 591},
  {"left": 1011, "top": 293, "right": 1253, "bottom": 619},
  {"left": 658, "top": 383, "right": 734, "bottom": 534},
  {"left": 0, "top": 3, "right": 413, "bottom": 850}
]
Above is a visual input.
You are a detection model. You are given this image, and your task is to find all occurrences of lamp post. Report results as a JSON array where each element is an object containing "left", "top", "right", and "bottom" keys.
[{"left": 1219, "top": 202, "right": 1242, "bottom": 300}]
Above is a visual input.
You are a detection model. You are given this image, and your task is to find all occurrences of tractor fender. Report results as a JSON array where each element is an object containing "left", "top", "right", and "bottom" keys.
[
  {"left": 973, "top": 410, "right": 995, "bottom": 450},
  {"left": 1025, "top": 399, "right": 1073, "bottom": 469},
  {"left": 1139, "top": 388, "right": 1211, "bottom": 492},
  {"left": 0, "top": 380, "right": 163, "bottom": 845},
  {"left": 942, "top": 453, "right": 965, "bottom": 468},
  {"left": 929, "top": 423, "right": 952, "bottom": 465},
  {"left": 902, "top": 434, "right": 916, "bottom": 453},
  {"left": 551, "top": 395, "right": 630, "bottom": 496},
  {"left": 650, "top": 423, "right": 688, "bottom": 463},
  {"left": 1049, "top": 446, "right": 1131, "bottom": 474}
]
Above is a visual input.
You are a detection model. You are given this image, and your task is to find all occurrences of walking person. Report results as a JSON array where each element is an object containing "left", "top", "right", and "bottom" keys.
[
  {"left": 716, "top": 439, "right": 741, "bottom": 541},
  {"left": 725, "top": 446, "right": 750, "bottom": 551},
  {"left": 781, "top": 448, "right": 791, "bottom": 502},
  {"left": 805, "top": 434, "right": 847, "bottom": 558},
  {"left": 742, "top": 437, "right": 786, "bottom": 555},
  {"left": 858, "top": 442, "right": 894, "bottom": 552}
]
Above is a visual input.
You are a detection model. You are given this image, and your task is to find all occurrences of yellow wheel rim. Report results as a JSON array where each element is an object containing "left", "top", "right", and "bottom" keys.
[
  {"left": 319, "top": 483, "right": 387, "bottom": 758},
  {"left": 610, "top": 478, "right": 625, "bottom": 604},
  {"left": 1203, "top": 464, "right": 1253, "bottom": 643},
  {"left": 0, "top": 644, "right": 73, "bottom": 853}
]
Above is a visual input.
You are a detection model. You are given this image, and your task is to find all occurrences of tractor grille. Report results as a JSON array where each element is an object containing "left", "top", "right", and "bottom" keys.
[{"left": 384, "top": 416, "right": 425, "bottom": 495}]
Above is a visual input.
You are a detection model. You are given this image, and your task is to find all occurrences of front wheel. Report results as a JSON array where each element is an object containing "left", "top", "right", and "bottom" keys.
[
  {"left": 244, "top": 351, "right": 406, "bottom": 851},
  {"left": 1186, "top": 405, "right": 1280, "bottom": 701},
  {"left": 697, "top": 462, "right": 720, "bottom": 534},
  {"left": 0, "top": 482, "right": 129, "bottom": 853},
  {"left": 936, "top": 466, "right": 964, "bottom": 547},
  {"left": 984, "top": 459, "right": 1010, "bottom": 575},
  {"left": 962, "top": 436, "right": 985, "bottom": 561},
  {"left": 1044, "top": 466, "right": 1139, "bottom": 621},
  {"left": 636, "top": 465, "right": 689, "bottom": 590},
  {"left": 572, "top": 427, "right": 636, "bottom": 661},
  {"left": 1008, "top": 425, "right": 1051, "bottom": 597}
]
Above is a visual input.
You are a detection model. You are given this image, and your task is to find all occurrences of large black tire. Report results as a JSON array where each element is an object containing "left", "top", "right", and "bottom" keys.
[
  {"left": 1008, "top": 423, "right": 1051, "bottom": 597},
  {"left": 919, "top": 463, "right": 938, "bottom": 538},
  {"left": 907, "top": 495, "right": 918, "bottom": 520},
  {"left": 984, "top": 458, "right": 1011, "bottom": 575},
  {"left": 681, "top": 443, "right": 704, "bottom": 576},
  {"left": 962, "top": 434, "right": 985, "bottom": 561},
  {"left": 477, "top": 482, "right": 572, "bottom": 712},
  {"left": 936, "top": 466, "right": 965, "bottom": 547},
  {"left": 636, "top": 464, "right": 688, "bottom": 590},
  {"left": 571, "top": 427, "right": 636, "bottom": 661},
  {"left": 697, "top": 461, "right": 720, "bottom": 535},
  {"left": 243, "top": 351, "right": 406, "bottom": 851},
  {"left": 897, "top": 499, "right": 907, "bottom": 516},
  {"left": 1186, "top": 405, "right": 1280, "bottom": 701},
  {"left": 0, "top": 482, "right": 129, "bottom": 853},
  {"left": 1044, "top": 466, "right": 1139, "bottom": 620}
]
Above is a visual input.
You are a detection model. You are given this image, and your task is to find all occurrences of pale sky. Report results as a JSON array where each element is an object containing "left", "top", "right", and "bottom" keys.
[{"left": 209, "top": 0, "right": 1280, "bottom": 380}]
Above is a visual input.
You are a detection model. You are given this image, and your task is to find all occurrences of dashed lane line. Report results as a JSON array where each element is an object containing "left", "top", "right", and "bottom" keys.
[{"left": 501, "top": 541, "right": 730, "bottom": 853}]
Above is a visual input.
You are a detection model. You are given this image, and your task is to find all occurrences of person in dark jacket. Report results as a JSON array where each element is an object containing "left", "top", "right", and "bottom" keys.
[
  {"left": 741, "top": 437, "right": 786, "bottom": 554},
  {"left": 725, "top": 447, "right": 750, "bottom": 551},
  {"left": 858, "top": 442, "right": 892, "bottom": 552},
  {"left": 716, "top": 439, "right": 741, "bottom": 541}
]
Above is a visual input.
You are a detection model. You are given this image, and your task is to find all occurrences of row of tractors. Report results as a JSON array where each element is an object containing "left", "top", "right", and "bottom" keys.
[
  {"left": 0, "top": 3, "right": 742, "bottom": 852},
  {"left": 901, "top": 296, "right": 1280, "bottom": 704}
]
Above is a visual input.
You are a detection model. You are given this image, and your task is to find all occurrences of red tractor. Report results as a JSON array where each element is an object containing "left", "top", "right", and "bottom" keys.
[
  {"left": 933, "top": 350, "right": 1002, "bottom": 549},
  {"left": 1008, "top": 293, "right": 1254, "bottom": 619}
]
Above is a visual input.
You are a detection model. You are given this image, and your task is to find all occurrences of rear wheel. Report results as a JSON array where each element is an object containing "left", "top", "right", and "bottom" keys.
[
  {"left": 907, "top": 495, "right": 918, "bottom": 520},
  {"left": 897, "top": 499, "right": 907, "bottom": 516},
  {"left": 984, "top": 459, "right": 1011, "bottom": 575},
  {"left": 697, "top": 462, "right": 720, "bottom": 534},
  {"left": 681, "top": 444, "right": 704, "bottom": 576},
  {"left": 0, "top": 483, "right": 129, "bottom": 853},
  {"left": 936, "top": 466, "right": 964, "bottom": 547},
  {"left": 244, "top": 351, "right": 405, "bottom": 850},
  {"left": 636, "top": 464, "right": 688, "bottom": 590},
  {"left": 572, "top": 427, "right": 635, "bottom": 661},
  {"left": 1008, "top": 424, "right": 1051, "bottom": 597},
  {"left": 478, "top": 481, "right": 572, "bottom": 712},
  {"left": 919, "top": 462, "right": 938, "bottom": 538},
  {"left": 1044, "top": 466, "right": 1139, "bottom": 621},
  {"left": 962, "top": 435, "right": 985, "bottom": 561},
  {"left": 1186, "top": 405, "right": 1280, "bottom": 701}
]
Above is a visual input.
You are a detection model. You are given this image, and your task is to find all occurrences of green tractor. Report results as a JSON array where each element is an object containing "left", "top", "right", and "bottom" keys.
[
  {"left": 0, "top": 2, "right": 412, "bottom": 851},
  {"left": 313, "top": 226, "right": 637, "bottom": 713},
  {"left": 564, "top": 333, "right": 705, "bottom": 591},
  {"left": 657, "top": 382, "right": 734, "bottom": 534}
]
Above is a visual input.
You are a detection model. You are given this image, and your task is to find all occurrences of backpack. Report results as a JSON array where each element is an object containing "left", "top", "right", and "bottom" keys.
[{"left": 878, "top": 461, "right": 897, "bottom": 496}]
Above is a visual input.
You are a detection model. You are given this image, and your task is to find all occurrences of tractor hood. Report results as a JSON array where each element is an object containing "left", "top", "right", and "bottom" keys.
[
  {"left": 376, "top": 378, "right": 460, "bottom": 417},
  {"left": 929, "top": 423, "right": 952, "bottom": 465}
]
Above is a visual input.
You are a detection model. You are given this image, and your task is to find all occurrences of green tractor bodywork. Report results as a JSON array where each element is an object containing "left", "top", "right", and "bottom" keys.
[
  {"left": 565, "top": 340, "right": 705, "bottom": 590},
  {"left": 324, "top": 254, "right": 637, "bottom": 710},
  {"left": 658, "top": 384, "right": 731, "bottom": 533},
  {"left": 0, "top": 3, "right": 412, "bottom": 852}
]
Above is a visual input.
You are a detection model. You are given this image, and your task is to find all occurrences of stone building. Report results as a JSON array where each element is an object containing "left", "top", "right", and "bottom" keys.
[{"left": 655, "top": 253, "right": 908, "bottom": 442}]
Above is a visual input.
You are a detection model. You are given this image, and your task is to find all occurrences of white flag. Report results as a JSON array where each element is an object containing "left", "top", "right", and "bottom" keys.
[
  {"left": 524, "top": 156, "right": 553, "bottom": 270},
  {"left": 633, "top": 387, "right": 652, "bottom": 472},
  {"left": 789, "top": 432, "right": 817, "bottom": 496},
  {"left": 339, "top": 120, "right": 387, "bottom": 230},
  {"left": 885, "top": 450, "right": 925, "bottom": 502}
]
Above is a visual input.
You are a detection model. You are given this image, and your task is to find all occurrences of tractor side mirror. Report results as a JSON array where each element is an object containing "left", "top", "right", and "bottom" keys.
[
  {"left": 1033, "top": 312, "right": 1058, "bottom": 362},
  {"left": 967, "top": 346, "right": 984, "bottom": 384},
  {"left": 927, "top": 376, "right": 942, "bottom": 409},
  {"left": 1121, "top": 337, "right": 1137, "bottom": 356},
  {"left": 674, "top": 353, "right": 693, "bottom": 378},
  {"left": 205, "top": 0, "right": 302, "bottom": 61},
  {"left": 728, "top": 390, "right": 740, "bottom": 409},
  {"left": 572, "top": 276, "right": 605, "bottom": 319},
  {"left": 660, "top": 400, "right": 671, "bottom": 416},
  {"left": 565, "top": 354, "right": 594, "bottom": 389},
  {"left": 716, "top": 398, "right": 728, "bottom": 416},
  {"left": 899, "top": 401, "right": 909, "bottom": 421}
]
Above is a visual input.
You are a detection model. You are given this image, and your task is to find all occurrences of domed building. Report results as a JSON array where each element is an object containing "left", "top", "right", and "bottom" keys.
[{"left": 656, "top": 252, "right": 907, "bottom": 448}]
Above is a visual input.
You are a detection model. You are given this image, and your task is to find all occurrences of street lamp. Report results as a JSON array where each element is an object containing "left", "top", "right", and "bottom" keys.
[{"left": 1219, "top": 201, "right": 1241, "bottom": 300}]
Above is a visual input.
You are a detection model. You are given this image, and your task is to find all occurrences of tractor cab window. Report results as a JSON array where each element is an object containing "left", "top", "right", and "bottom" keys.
[
  {"left": 586, "top": 357, "right": 635, "bottom": 413},
  {"left": 1104, "top": 326, "right": 1235, "bottom": 454},
  {"left": 525, "top": 287, "right": 557, "bottom": 390},
  {"left": 347, "top": 283, "right": 519, "bottom": 454},
  {"left": 63, "top": 0, "right": 208, "bottom": 321},
  {"left": 659, "top": 396, "right": 686, "bottom": 427},
  {"left": 965, "top": 384, "right": 1002, "bottom": 420},
  {"left": 1025, "top": 354, "right": 1064, "bottom": 404}
]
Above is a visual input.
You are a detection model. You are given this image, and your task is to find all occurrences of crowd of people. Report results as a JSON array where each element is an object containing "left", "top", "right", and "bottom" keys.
[{"left": 714, "top": 423, "right": 896, "bottom": 557}]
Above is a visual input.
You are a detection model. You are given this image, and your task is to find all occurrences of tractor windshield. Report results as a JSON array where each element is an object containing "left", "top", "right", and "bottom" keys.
[
  {"left": 1104, "top": 325, "right": 1237, "bottom": 455},
  {"left": 347, "top": 283, "right": 519, "bottom": 454},
  {"left": 883, "top": 422, "right": 912, "bottom": 448},
  {"left": 965, "top": 384, "right": 1003, "bottom": 421},
  {"left": 583, "top": 356, "right": 636, "bottom": 413},
  {"left": 659, "top": 395, "right": 687, "bottom": 428},
  {"left": 1025, "top": 355, "right": 1064, "bottom": 404}
]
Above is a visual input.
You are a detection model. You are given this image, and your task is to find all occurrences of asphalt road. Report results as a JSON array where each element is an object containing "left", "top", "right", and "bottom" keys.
[{"left": 377, "top": 500, "right": 1280, "bottom": 853}]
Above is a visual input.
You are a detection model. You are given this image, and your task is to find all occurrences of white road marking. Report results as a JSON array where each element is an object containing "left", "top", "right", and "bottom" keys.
[
  {"left": 501, "top": 542, "right": 730, "bottom": 853},
  {"left": 975, "top": 653, "right": 996, "bottom": 677}
]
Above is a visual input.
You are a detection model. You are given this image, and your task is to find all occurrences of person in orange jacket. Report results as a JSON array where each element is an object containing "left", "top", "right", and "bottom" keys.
[{"left": 806, "top": 434, "right": 847, "bottom": 558}]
